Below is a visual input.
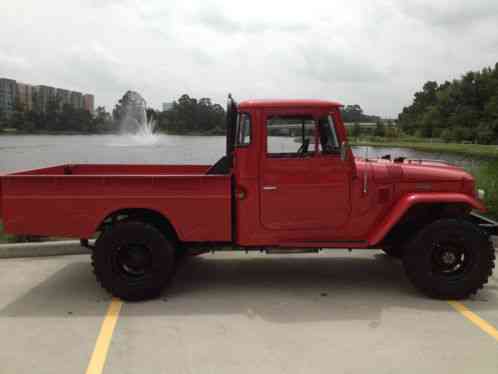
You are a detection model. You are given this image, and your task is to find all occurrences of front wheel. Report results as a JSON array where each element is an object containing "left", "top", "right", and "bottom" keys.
[
  {"left": 92, "top": 221, "right": 176, "bottom": 301},
  {"left": 403, "top": 219, "right": 495, "bottom": 299},
  {"left": 382, "top": 245, "right": 404, "bottom": 259}
]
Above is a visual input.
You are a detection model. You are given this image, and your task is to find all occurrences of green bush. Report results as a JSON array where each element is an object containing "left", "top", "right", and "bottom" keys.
[{"left": 469, "top": 161, "right": 498, "bottom": 220}]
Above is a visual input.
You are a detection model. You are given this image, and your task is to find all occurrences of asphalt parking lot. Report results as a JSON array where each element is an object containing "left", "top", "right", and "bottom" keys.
[{"left": 0, "top": 251, "right": 497, "bottom": 374}]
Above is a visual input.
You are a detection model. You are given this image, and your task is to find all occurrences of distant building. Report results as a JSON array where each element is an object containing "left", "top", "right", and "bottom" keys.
[
  {"left": 1, "top": 77, "right": 95, "bottom": 115},
  {"left": 56, "top": 88, "right": 72, "bottom": 108},
  {"left": 162, "top": 102, "right": 174, "bottom": 111},
  {"left": 70, "top": 91, "right": 84, "bottom": 110},
  {"left": 83, "top": 94, "right": 95, "bottom": 114},
  {"left": 34, "top": 85, "right": 56, "bottom": 112},
  {"left": 0, "top": 78, "right": 17, "bottom": 117},
  {"left": 16, "top": 82, "right": 34, "bottom": 111}
]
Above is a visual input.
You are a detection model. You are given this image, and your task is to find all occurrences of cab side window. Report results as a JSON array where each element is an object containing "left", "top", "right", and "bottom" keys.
[
  {"left": 318, "top": 115, "right": 340, "bottom": 154},
  {"left": 266, "top": 115, "right": 316, "bottom": 158},
  {"left": 236, "top": 113, "right": 251, "bottom": 146}
]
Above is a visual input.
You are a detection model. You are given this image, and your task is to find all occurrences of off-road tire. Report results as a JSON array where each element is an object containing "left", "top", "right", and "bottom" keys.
[
  {"left": 382, "top": 246, "right": 404, "bottom": 259},
  {"left": 403, "top": 219, "right": 495, "bottom": 299},
  {"left": 92, "top": 221, "right": 176, "bottom": 301}
]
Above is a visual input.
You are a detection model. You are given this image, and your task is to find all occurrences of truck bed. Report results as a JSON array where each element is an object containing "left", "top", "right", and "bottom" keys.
[{"left": 0, "top": 164, "right": 231, "bottom": 241}]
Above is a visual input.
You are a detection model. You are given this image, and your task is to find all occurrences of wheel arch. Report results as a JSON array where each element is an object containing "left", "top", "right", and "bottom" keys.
[
  {"left": 95, "top": 208, "right": 180, "bottom": 244},
  {"left": 368, "top": 193, "right": 485, "bottom": 247}
]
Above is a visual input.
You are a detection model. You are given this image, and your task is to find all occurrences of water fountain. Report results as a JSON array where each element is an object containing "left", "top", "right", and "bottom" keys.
[{"left": 109, "top": 91, "right": 160, "bottom": 147}]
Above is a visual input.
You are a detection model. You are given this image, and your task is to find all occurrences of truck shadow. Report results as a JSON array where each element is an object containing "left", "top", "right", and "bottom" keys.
[{"left": 1, "top": 252, "right": 497, "bottom": 323}]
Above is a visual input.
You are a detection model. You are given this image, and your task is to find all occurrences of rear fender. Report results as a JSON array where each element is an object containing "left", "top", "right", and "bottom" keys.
[{"left": 368, "top": 193, "right": 486, "bottom": 246}]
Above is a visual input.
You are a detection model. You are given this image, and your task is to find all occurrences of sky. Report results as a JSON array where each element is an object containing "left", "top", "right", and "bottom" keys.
[{"left": 1, "top": 0, "right": 497, "bottom": 117}]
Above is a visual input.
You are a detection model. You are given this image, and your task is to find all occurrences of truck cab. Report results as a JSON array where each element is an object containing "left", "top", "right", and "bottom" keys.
[{"left": 229, "top": 99, "right": 358, "bottom": 247}]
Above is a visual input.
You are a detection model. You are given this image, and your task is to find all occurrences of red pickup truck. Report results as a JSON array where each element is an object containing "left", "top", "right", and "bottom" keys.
[{"left": 1, "top": 97, "right": 496, "bottom": 301}]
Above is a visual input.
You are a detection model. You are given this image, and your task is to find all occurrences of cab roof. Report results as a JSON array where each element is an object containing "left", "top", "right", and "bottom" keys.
[{"left": 238, "top": 99, "right": 343, "bottom": 109}]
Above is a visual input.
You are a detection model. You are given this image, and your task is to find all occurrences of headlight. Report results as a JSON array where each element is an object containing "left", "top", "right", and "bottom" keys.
[{"left": 477, "top": 188, "right": 486, "bottom": 200}]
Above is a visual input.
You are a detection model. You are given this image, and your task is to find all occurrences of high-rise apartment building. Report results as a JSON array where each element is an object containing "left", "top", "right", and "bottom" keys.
[
  {"left": 16, "top": 82, "right": 34, "bottom": 111},
  {"left": 34, "top": 85, "right": 57, "bottom": 112},
  {"left": 0, "top": 78, "right": 17, "bottom": 117},
  {"left": 1, "top": 77, "right": 95, "bottom": 115},
  {"left": 56, "top": 88, "right": 72, "bottom": 108},
  {"left": 83, "top": 94, "right": 95, "bottom": 114},
  {"left": 70, "top": 91, "right": 84, "bottom": 110}
]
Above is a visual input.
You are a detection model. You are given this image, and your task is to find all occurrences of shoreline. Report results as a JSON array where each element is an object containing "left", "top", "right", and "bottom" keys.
[
  {"left": 0, "top": 131, "right": 225, "bottom": 137},
  {"left": 350, "top": 140, "right": 498, "bottom": 160}
]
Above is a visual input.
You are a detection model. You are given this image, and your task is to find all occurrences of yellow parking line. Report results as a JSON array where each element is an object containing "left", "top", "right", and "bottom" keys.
[
  {"left": 448, "top": 300, "right": 498, "bottom": 342},
  {"left": 86, "top": 298, "right": 123, "bottom": 374}
]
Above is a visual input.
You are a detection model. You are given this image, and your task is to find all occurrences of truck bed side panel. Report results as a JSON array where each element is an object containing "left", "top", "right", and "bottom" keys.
[
  {"left": 1, "top": 174, "right": 231, "bottom": 242},
  {"left": 12, "top": 164, "right": 210, "bottom": 176}
]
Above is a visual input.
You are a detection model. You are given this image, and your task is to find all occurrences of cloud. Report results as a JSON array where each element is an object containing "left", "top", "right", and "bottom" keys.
[
  {"left": 0, "top": 0, "right": 496, "bottom": 117},
  {"left": 398, "top": 1, "right": 498, "bottom": 28},
  {"left": 295, "top": 45, "right": 388, "bottom": 84},
  {"left": 0, "top": 52, "right": 31, "bottom": 72},
  {"left": 195, "top": 6, "right": 309, "bottom": 34}
]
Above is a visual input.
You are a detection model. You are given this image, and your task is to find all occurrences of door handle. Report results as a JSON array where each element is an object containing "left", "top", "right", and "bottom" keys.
[{"left": 263, "top": 186, "right": 277, "bottom": 191}]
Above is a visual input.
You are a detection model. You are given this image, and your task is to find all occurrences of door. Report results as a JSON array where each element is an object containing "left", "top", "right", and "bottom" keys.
[{"left": 259, "top": 111, "right": 352, "bottom": 231}]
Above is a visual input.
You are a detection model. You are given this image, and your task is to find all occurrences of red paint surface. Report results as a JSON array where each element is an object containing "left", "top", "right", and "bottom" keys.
[{"left": 1, "top": 165, "right": 231, "bottom": 241}]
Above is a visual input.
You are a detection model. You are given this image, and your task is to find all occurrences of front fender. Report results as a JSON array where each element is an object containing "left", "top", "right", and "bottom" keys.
[{"left": 367, "top": 193, "right": 486, "bottom": 246}]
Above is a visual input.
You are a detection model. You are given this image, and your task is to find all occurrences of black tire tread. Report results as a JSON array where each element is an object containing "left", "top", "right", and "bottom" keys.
[
  {"left": 91, "top": 221, "right": 175, "bottom": 301},
  {"left": 382, "top": 246, "right": 404, "bottom": 258},
  {"left": 403, "top": 218, "right": 495, "bottom": 299}
]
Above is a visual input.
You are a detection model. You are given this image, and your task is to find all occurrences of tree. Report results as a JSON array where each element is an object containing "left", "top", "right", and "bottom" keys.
[
  {"left": 44, "top": 97, "right": 60, "bottom": 131},
  {"left": 113, "top": 91, "right": 147, "bottom": 132},
  {"left": 398, "top": 63, "right": 498, "bottom": 144},
  {"left": 374, "top": 121, "right": 386, "bottom": 137},
  {"left": 352, "top": 122, "right": 362, "bottom": 138},
  {"left": 341, "top": 105, "right": 364, "bottom": 122},
  {"left": 0, "top": 106, "right": 5, "bottom": 131},
  {"left": 385, "top": 122, "right": 398, "bottom": 138},
  {"left": 156, "top": 94, "right": 226, "bottom": 134},
  {"left": 93, "top": 106, "right": 115, "bottom": 133}
]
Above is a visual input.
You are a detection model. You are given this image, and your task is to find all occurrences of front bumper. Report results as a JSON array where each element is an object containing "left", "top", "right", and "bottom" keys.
[{"left": 469, "top": 212, "right": 498, "bottom": 236}]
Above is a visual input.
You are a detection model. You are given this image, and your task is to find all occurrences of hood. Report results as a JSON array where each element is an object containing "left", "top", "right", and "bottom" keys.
[
  {"left": 398, "top": 160, "right": 473, "bottom": 183},
  {"left": 355, "top": 157, "right": 474, "bottom": 184}
]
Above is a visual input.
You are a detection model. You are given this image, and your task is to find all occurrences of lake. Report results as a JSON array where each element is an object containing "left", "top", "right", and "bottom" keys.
[{"left": 0, "top": 134, "right": 476, "bottom": 174}]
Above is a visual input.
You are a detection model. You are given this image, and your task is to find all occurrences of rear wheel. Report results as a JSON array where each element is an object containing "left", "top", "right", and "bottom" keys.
[
  {"left": 92, "top": 221, "right": 176, "bottom": 301},
  {"left": 403, "top": 219, "right": 495, "bottom": 299}
]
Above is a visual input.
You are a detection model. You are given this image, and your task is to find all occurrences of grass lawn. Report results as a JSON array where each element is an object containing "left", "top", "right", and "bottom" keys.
[{"left": 0, "top": 221, "right": 16, "bottom": 244}]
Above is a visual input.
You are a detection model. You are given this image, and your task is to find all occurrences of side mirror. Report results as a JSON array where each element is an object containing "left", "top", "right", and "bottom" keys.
[{"left": 340, "top": 141, "right": 350, "bottom": 161}]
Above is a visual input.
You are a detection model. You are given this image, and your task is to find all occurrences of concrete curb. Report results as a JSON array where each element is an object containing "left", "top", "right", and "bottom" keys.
[
  {"left": 0, "top": 240, "right": 90, "bottom": 259},
  {"left": 0, "top": 238, "right": 496, "bottom": 259}
]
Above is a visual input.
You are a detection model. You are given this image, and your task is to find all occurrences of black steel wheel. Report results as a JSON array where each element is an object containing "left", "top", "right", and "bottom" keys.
[
  {"left": 403, "top": 219, "right": 495, "bottom": 299},
  {"left": 92, "top": 221, "right": 176, "bottom": 301}
]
